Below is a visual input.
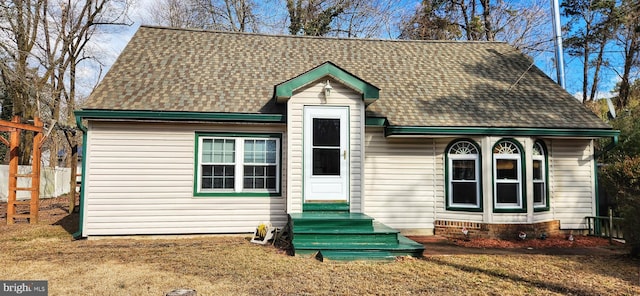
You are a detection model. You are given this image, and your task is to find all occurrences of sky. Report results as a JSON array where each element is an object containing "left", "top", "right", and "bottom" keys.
[{"left": 78, "top": 0, "right": 627, "bottom": 101}]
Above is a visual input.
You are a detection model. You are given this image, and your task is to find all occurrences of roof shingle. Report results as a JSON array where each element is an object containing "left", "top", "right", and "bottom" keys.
[{"left": 84, "top": 26, "right": 610, "bottom": 129}]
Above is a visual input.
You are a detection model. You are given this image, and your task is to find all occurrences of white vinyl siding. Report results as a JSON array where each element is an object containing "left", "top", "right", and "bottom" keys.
[
  {"left": 364, "top": 131, "right": 439, "bottom": 231},
  {"left": 286, "top": 78, "right": 364, "bottom": 213},
  {"left": 82, "top": 121, "right": 287, "bottom": 236},
  {"left": 548, "top": 139, "right": 596, "bottom": 229}
]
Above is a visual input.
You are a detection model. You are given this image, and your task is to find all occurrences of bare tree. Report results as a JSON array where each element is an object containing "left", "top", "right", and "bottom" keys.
[
  {"left": 147, "top": 0, "right": 259, "bottom": 32},
  {"left": 148, "top": 0, "right": 208, "bottom": 28},
  {"left": 399, "top": 0, "right": 551, "bottom": 55},
  {"left": 329, "top": 0, "right": 398, "bottom": 38},
  {"left": 286, "top": 0, "right": 348, "bottom": 36},
  {"left": 1, "top": 0, "right": 131, "bottom": 211},
  {"left": 42, "top": 0, "right": 131, "bottom": 211}
]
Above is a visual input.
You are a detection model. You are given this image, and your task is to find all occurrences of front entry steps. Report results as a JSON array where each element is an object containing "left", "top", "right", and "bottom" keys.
[{"left": 289, "top": 212, "right": 424, "bottom": 261}]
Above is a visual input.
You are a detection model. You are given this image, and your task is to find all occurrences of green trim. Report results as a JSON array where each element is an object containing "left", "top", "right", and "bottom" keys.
[
  {"left": 444, "top": 139, "right": 483, "bottom": 212},
  {"left": 365, "top": 117, "right": 388, "bottom": 127},
  {"left": 75, "top": 109, "right": 285, "bottom": 123},
  {"left": 492, "top": 138, "right": 527, "bottom": 213},
  {"left": 302, "top": 203, "right": 350, "bottom": 212},
  {"left": 195, "top": 192, "right": 282, "bottom": 197},
  {"left": 594, "top": 155, "right": 600, "bottom": 217},
  {"left": 533, "top": 140, "right": 550, "bottom": 212},
  {"left": 274, "top": 62, "right": 379, "bottom": 103},
  {"left": 595, "top": 135, "right": 619, "bottom": 157},
  {"left": 73, "top": 115, "right": 88, "bottom": 239},
  {"left": 385, "top": 126, "right": 620, "bottom": 138},
  {"left": 193, "top": 132, "right": 283, "bottom": 197}
]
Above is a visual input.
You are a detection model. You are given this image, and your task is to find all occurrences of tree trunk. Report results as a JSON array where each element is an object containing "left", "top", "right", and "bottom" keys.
[
  {"left": 480, "top": 0, "right": 494, "bottom": 41},
  {"left": 589, "top": 37, "right": 607, "bottom": 102}
]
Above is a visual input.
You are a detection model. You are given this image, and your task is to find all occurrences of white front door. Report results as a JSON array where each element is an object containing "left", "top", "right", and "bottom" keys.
[{"left": 303, "top": 106, "right": 349, "bottom": 202}]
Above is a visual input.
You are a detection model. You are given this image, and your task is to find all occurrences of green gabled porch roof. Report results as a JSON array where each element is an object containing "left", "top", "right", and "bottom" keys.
[{"left": 274, "top": 61, "right": 379, "bottom": 105}]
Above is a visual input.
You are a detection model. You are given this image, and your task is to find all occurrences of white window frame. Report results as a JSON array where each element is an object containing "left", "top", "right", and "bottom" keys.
[
  {"left": 447, "top": 140, "right": 481, "bottom": 209},
  {"left": 533, "top": 142, "right": 547, "bottom": 209},
  {"left": 493, "top": 140, "right": 523, "bottom": 210},
  {"left": 196, "top": 134, "right": 281, "bottom": 196}
]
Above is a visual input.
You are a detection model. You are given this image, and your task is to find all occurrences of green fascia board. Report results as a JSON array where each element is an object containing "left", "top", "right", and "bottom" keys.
[
  {"left": 385, "top": 126, "right": 620, "bottom": 138},
  {"left": 274, "top": 62, "right": 379, "bottom": 101},
  {"left": 75, "top": 109, "right": 285, "bottom": 123},
  {"left": 73, "top": 115, "right": 88, "bottom": 239},
  {"left": 365, "top": 117, "right": 388, "bottom": 127}
]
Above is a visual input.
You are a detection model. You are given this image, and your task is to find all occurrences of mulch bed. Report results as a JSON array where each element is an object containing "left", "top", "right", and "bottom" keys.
[{"left": 452, "top": 235, "right": 621, "bottom": 249}]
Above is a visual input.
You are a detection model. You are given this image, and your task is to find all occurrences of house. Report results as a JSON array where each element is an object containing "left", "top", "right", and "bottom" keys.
[{"left": 75, "top": 26, "right": 617, "bottom": 258}]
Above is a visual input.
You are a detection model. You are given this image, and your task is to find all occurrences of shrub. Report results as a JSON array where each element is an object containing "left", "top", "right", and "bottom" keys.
[{"left": 600, "top": 156, "right": 640, "bottom": 257}]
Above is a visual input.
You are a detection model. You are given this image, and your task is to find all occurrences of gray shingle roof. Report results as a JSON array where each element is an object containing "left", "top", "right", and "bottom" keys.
[{"left": 84, "top": 26, "right": 610, "bottom": 129}]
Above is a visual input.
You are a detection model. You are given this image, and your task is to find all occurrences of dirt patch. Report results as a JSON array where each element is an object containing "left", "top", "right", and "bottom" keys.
[{"left": 0, "top": 194, "right": 79, "bottom": 234}]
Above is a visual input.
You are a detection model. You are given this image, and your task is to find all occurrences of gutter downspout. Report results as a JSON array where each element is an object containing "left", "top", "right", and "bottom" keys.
[
  {"left": 595, "top": 135, "right": 619, "bottom": 158},
  {"left": 72, "top": 115, "right": 88, "bottom": 239}
]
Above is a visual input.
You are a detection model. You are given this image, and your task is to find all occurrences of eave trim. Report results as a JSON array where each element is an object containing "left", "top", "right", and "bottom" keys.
[
  {"left": 74, "top": 109, "right": 286, "bottom": 123},
  {"left": 385, "top": 126, "right": 620, "bottom": 138}
]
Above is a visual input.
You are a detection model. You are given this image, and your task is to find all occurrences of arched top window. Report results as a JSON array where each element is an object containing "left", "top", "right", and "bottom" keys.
[
  {"left": 450, "top": 141, "right": 479, "bottom": 155},
  {"left": 533, "top": 140, "right": 549, "bottom": 211},
  {"left": 446, "top": 140, "right": 482, "bottom": 211},
  {"left": 493, "top": 139, "right": 525, "bottom": 212},
  {"left": 494, "top": 141, "right": 520, "bottom": 154}
]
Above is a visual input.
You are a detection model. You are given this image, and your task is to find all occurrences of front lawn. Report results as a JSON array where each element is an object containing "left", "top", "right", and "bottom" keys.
[{"left": 0, "top": 222, "right": 638, "bottom": 295}]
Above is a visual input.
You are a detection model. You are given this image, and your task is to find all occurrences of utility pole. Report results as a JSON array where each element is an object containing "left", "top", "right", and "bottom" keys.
[{"left": 551, "top": 0, "right": 566, "bottom": 89}]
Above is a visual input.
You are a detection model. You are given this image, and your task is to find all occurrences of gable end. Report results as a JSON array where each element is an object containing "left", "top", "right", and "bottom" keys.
[{"left": 274, "top": 62, "right": 379, "bottom": 105}]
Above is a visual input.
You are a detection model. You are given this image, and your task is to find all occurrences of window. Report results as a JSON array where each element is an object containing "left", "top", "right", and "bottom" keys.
[
  {"left": 493, "top": 140, "right": 525, "bottom": 211},
  {"left": 446, "top": 140, "right": 482, "bottom": 210},
  {"left": 196, "top": 133, "right": 281, "bottom": 196},
  {"left": 533, "top": 141, "right": 548, "bottom": 210}
]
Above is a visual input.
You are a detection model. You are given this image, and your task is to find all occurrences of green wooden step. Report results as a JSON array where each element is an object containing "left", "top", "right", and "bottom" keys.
[
  {"left": 299, "top": 250, "right": 398, "bottom": 261},
  {"left": 293, "top": 222, "right": 400, "bottom": 245},
  {"left": 302, "top": 203, "right": 350, "bottom": 212},
  {"left": 288, "top": 212, "right": 425, "bottom": 261},
  {"left": 290, "top": 212, "right": 374, "bottom": 229},
  {"left": 295, "top": 238, "right": 424, "bottom": 261}
]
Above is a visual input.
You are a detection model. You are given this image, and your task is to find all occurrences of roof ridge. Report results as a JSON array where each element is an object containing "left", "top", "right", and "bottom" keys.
[{"left": 138, "top": 24, "right": 507, "bottom": 45}]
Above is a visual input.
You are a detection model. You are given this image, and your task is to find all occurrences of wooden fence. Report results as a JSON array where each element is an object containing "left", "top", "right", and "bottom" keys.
[{"left": 586, "top": 215, "right": 625, "bottom": 240}]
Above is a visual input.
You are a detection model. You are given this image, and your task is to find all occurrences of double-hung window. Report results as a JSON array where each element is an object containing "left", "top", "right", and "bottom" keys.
[
  {"left": 446, "top": 140, "right": 482, "bottom": 210},
  {"left": 532, "top": 141, "right": 548, "bottom": 210},
  {"left": 493, "top": 140, "right": 525, "bottom": 211},
  {"left": 196, "top": 133, "right": 281, "bottom": 196}
]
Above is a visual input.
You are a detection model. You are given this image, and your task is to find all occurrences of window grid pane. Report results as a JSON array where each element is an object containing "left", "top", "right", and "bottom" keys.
[
  {"left": 243, "top": 165, "right": 277, "bottom": 190},
  {"left": 201, "top": 164, "right": 235, "bottom": 189},
  {"left": 244, "top": 139, "right": 277, "bottom": 164}
]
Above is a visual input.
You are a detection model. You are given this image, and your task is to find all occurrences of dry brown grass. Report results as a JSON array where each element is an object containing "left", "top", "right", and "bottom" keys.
[{"left": 0, "top": 198, "right": 638, "bottom": 295}]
